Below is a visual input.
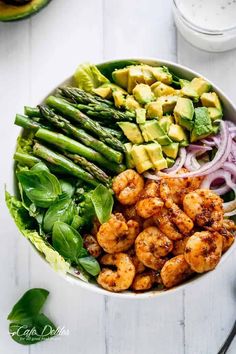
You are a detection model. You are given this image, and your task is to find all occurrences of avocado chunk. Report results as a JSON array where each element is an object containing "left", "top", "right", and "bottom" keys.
[
  {"left": 158, "top": 115, "right": 174, "bottom": 133},
  {"left": 140, "top": 120, "right": 172, "bottom": 145},
  {"left": 180, "top": 85, "right": 199, "bottom": 102},
  {"left": 162, "top": 142, "right": 179, "bottom": 159},
  {"left": 157, "top": 95, "right": 178, "bottom": 114},
  {"left": 145, "top": 143, "right": 168, "bottom": 171},
  {"left": 136, "top": 108, "right": 146, "bottom": 124},
  {"left": 190, "top": 77, "right": 211, "bottom": 95},
  {"left": 131, "top": 145, "right": 154, "bottom": 173},
  {"left": 191, "top": 107, "right": 213, "bottom": 143},
  {"left": 179, "top": 79, "right": 190, "bottom": 88},
  {"left": 133, "top": 84, "right": 155, "bottom": 104},
  {"left": 168, "top": 124, "right": 188, "bottom": 142},
  {"left": 113, "top": 91, "right": 126, "bottom": 108},
  {"left": 151, "top": 82, "right": 176, "bottom": 98},
  {"left": 166, "top": 157, "right": 175, "bottom": 168},
  {"left": 125, "top": 95, "right": 141, "bottom": 112},
  {"left": 200, "top": 92, "right": 222, "bottom": 111},
  {"left": 146, "top": 101, "right": 163, "bottom": 119},
  {"left": 112, "top": 68, "right": 129, "bottom": 90},
  {"left": 93, "top": 86, "right": 112, "bottom": 99},
  {"left": 0, "top": 0, "right": 50, "bottom": 21},
  {"left": 151, "top": 66, "right": 172, "bottom": 84},
  {"left": 118, "top": 122, "right": 143, "bottom": 144},
  {"left": 142, "top": 65, "right": 156, "bottom": 85},
  {"left": 124, "top": 142, "right": 135, "bottom": 168},
  {"left": 207, "top": 107, "right": 223, "bottom": 121},
  {"left": 179, "top": 140, "right": 189, "bottom": 147},
  {"left": 174, "top": 97, "right": 194, "bottom": 131},
  {"left": 127, "top": 66, "right": 145, "bottom": 93}
]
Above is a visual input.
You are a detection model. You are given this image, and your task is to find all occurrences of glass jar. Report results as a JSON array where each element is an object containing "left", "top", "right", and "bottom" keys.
[{"left": 173, "top": 0, "right": 236, "bottom": 52}]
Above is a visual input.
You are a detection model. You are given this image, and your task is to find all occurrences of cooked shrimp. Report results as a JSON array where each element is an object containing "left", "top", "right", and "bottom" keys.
[
  {"left": 97, "top": 253, "right": 135, "bottom": 292},
  {"left": 218, "top": 220, "right": 235, "bottom": 253},
  {"left": 112, "top": 169, "right": 144, "bottom": 205},
  {"left": 127, "top": 248, "right": 146, "bottom": 274},
  {"left": 172, "top": 237, "right": 190, "bottom": 256},
  {"left": 135, "top": 226, "right": 173, "bottom": 270},
  {"left": 136, "top": 197, "right": 164, "bottom": 219},
  {"left": 91, "top": 218, "right": 101, "bottom": 236},
  {"left": 183, "top": 189, "right": 224, "bottom": 230},
  {"left": 140, "top": 180, "right": 160, "bottom": 199},
  {"left": 184, "top": 231, "right": 223, "bottom": 273},
  {"left": 122, "top": 204, "right": 143, "bottom": 225},
  {"left": 160, "top": 255, "right": 193, "bottom": 288},
  {"left": 160, "top": 181, "right": 194, "bottom": 235},
  {"left": 131, "top": 272, "right": 156, "bottom": 291},
  {"left": 97, "top": 213, "right": 139, "bottom": 253},
  {"left": 154, "top": 207, "right": 184, "bottom": 241},
  {"left": 160, "top": 168, "right": 203, "bottom": 205},
  {"left": 143, "top": 216, "right": 156, "bottom": 229},
  {"left": 83, "top": 234, "right": 102, "bottom": 258}
]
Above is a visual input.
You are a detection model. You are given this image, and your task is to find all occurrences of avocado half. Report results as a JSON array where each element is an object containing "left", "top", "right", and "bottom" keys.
[{"left": 0, "top": 0, "right": 51, "bottom": 22}]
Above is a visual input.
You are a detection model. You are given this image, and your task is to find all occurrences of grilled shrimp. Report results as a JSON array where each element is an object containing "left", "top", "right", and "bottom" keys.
[
  {"left": 135, "top": 226, "right": 173, "bottom": 270},
  {"left": 97, "top": 253, "right": 135, "bottom": 292},
  {"left": 83, "top": 234, "right": 102, "bottom": 258},
  {"left": 122, "top": 204, "right": 143, "bottom": 225},
  {"left": 127, "top": 248, "right": 146, "bottom": 274},
  {"left": 140, "top": 180, "right": 160, "bottom": 198},
  {"left": 184, "top": 231, "right": 223, "bottom": 273},
  {"left": 160, "top": 168, "right": 203, "bottom": 205},
  {"left": 154, "top": 207, "right": 184, "bottom": 241},
  {"left": 136, "top": 197, "right": 164, "bottom": 219},
  {"left": 183, "top": 189, "right": 224, "bottom": 230},
  {"left": 131, "top": 271, "right": 157, "bottom": 291},
  {"left": 160, "top": 181, "right": 194, "bottom": 235},
  {"left": 160, "top": 255, "right": 193, "bottom": 288},
  {"left": 112, "top": 169, "right": 144, "bottom": 205},
  {"left": 172, "top": 237, "right": 190, "bottom": 256},
  {"left": 218, "top": 220, "right": 235, "bottom": 253},
  {"left": 97, "top": 213, "right": 139, "bottom": 253}
]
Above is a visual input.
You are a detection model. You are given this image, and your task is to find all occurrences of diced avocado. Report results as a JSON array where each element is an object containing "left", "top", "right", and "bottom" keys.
[
  {"left": 145, "top": 143, "right": 168, "bottom": 171},
  {"left": 174, "top": 97, "right": 194, "bottom": 131},
  {"left": 157, "top": 95, "right": 178, "bottom": 114},
  {"left": 124, "top": 142, "right": 135, "bottom": 168},
  {"left": 162, "top": 142, "right": 179, "bottom": 159},
  {"left": 212, "top": 123, "right": 220, "bottom": 134},
  {"left": 112, "top": 68, "right": 129, "bottom": 89},
  {"left": 0, "top": 0, "right": 50, "bottom": 22},
  {"left": 179, "top": 140, "right": 189, "bottom": 147},
  {"left": 168, "top": 124, "right": 187, "bottom": 142},
  {"left": 190, "top": 107, "right": 213, "bottom": 143},
  {"left": 127, "top": 66, "right": 145, "bottom": 93},
  {"left": 159, "top": 115, "right": 174, "bottom": 133},
  {"left": 151, "top": 66, "right": 172, "bottom": 84},
  {"left": 146, "top": 101, "right": 163, "bottom": 119},
  {"left": 180, "top": 85, "right": 199, "bottom": 102},
  {"left": 118, "top": 122, "right": 143, "bottom": 144},
  {"left": 136, "top": 108, "right": 146, "bottom": 124},
  {"left": 142, "top": 65, "right": 156, "bottom": 85},
  {"left": 113, "top": 91, "right": 126, "bottom": 108},
  {"left": 179, "top": 79, "right": 190, "bottom": 88},
  {"left": 131, "top": 145, "right": 154, "bottom": 173},
  {"left": 166, "top": 157, "right": 175, "bottom": 168},
  {"left": 133, "top": 84, "right": 155, "bottom": 104},
  {"left": 201, "top": 92, "right": 222, "bottom": 111},
  {"left": 125, "top": 95, "right": 141, "bottom": 112},
  {"left": 207, "top": 107, "right": 223, "bottom": 121},
  {"left": 93, "top": 86, "right": 112, "bottom": 98},
  {"left": 190, "top": 77, "right": 211, "bottom": 96},
  {"left": 151, "top": 82, "right": 176, "bottom": 98},
  {"left": 139, "top": 120, "right": 172, "bottom": 145}
]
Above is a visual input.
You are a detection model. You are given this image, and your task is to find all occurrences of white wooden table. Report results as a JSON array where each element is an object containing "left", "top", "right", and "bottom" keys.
[{"left": 1, "top": 1, "right": 236, "bottom": 353}]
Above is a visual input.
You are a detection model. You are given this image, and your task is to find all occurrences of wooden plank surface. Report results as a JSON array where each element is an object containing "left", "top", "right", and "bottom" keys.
[{"left": 0, "top": 1, "right": 235, "bottom": 353}]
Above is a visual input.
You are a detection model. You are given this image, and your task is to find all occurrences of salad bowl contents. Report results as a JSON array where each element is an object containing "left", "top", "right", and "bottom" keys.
[{"left": 7, "top": 59, "right": 236, "bottom": 296}]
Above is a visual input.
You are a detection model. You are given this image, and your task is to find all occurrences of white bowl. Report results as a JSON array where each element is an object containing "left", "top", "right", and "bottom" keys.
[{"left": 13, "top": 58, "right": 236, "bottom": 299}]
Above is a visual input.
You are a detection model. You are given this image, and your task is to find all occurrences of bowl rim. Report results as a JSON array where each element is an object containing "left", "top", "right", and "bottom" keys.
[{"left": 13, "top": 57, "right": 236, "bottom": 299}]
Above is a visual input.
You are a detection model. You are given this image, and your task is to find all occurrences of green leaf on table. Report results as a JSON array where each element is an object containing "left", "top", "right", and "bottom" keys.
[
  {"left": 59, "top": 178, "right": 76, "bottom": 198},
  {"left": 78, "top": 256, "right": 100, "bottom": 276},
  {"left": 52, "top": 221, "right": 83, "bottom": 264},
  {"left": 74, "top": 63, "right": 109, "bottom": 93},
  {"left": 91, "top": 184, "right": 113, "bottom": 224}
]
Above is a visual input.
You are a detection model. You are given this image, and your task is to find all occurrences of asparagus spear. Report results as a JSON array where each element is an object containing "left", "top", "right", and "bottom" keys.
[
  {"left": 64, "top": 152, "right": 111, "bottom": 187},
  {"left": 33, "top": 143, "right": 99, "bottom": 187},
  {"left": 15, "top": 114, "right": 47, "bottom": 131},
  {"left": 38, "top": 105, "right": 123, "bottom": 164},
  {"left": 75, "top": 103, "right": 135, "bottom": 122},
  {"left": 14, "top": 152, "right": 41, "bottom": 167},
  {"left": 58, "top": 87, "right": 113, "bottom": 106},
  {"left": 102, "top": 126, "right": 125, "bottom": 140},
  {"left": 46, "top": 96, "right": 125, "bottom": 152},
  {"left": 24, "top": 106, "right": 42, "bottom": 118}
]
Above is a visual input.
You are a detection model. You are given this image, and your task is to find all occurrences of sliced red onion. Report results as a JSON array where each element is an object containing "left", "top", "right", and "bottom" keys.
[
  {"left": 143, "top": 171, "right": 160, "bottom": 181},
  {"left": 201, "top": 170, "right": 232, "bottom": 195},
  {"left": 224, "top": 210, "right": 236, "bottom": 217},
  {"left": 223, "top": 161, "right": 236, "bottom": 177},
  {"left": 201, "top": 137, "right": 217, "bottom": 146},
  {"left": 163, "top": 147, "right": 187, "bottom": 174},
  {"left": 187, "top": 144, "right": 212, "bottom": 152}
]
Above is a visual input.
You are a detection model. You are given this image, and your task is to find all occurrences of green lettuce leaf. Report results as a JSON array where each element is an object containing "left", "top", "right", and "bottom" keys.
[{"left": 74, "top": 63, "right": 109, "bottom": 93}]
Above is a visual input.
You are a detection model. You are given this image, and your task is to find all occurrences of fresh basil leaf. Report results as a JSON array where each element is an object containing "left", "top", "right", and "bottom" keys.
[
  {"left": 91, "top": 184, "right": 113, "bottom": 224},
  {"left": 8, "top": 289, "right": 49, "bottom": 323},
  {"left": 59, "top": 178, "right": 76, "bottom": 198},
  {"left": 17, "top": 169, "right": 61, "bottom": 208},
  {"left": 31, "top": 161, "right": 50, "bottom": 172},
  {"left": 43, "top": 194, "right": 76, "bottom": 233},
  {"left": 78, "top": 256, "right": 100, "bottom": 276},
  {"left": 9, "top": 313, "right": 56, "bottom": 345},
  {"left": 52, "top": 221, "right": 83, "bottom": 263}
]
